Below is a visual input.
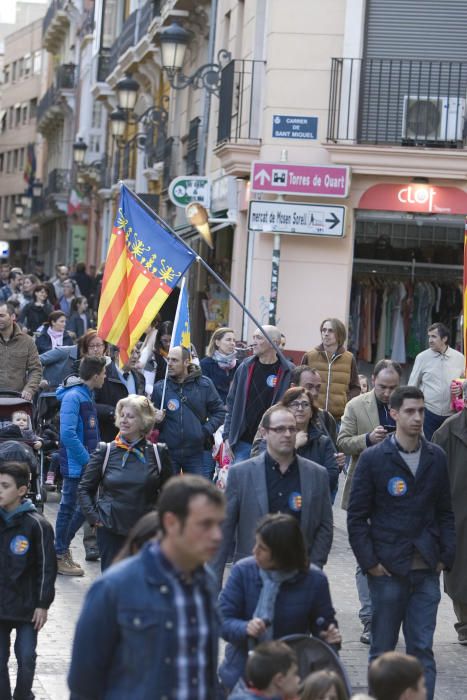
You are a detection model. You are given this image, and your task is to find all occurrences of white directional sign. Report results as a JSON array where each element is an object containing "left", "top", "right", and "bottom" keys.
[{"left": 248, "top": 201, "right": 346, "bottom": 237}]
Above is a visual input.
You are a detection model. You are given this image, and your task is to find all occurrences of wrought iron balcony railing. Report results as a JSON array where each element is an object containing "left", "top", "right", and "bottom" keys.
[
  {"left": 217, "top": 59, "right": 265, "bottom": 145},
  {"left": 327, "top": 57, "right": 467, "bottom": 147}
]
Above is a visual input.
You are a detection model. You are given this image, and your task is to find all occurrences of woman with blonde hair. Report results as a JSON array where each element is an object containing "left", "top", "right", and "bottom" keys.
[
  {"left": 79, "top": 394, "right": 172, "bottom": 570},
  {"left": 200, "top": 326, "right": 238, "bottom": 404}
]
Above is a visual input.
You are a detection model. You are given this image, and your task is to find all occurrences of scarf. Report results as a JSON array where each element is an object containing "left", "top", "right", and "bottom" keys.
[
  {"left": 212, "top": 349, "right": 237, "bottom": 370},
  {"left": 47, "top": 327, "right": 64, "bottom": 349},
  {"left": 114, "top": 433, "right": 146, "bottom": 466},
  {"left": 253, "top": 567, "right": 298, "bottom": 640}
]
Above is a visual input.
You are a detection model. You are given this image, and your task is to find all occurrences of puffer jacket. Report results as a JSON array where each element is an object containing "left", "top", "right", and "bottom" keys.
[
  {"left": 0, "top": 322, "right": 42, "bottom": 395},
  {"left": 152, "top": 366, "right": 225, "bottom": 462},
  {"left": 0, "top": 500, "right": 56, "bottom": 621},
  {"left": 78, "top": 440, "right": 173, "bottom": 535},
  {"left": 56, "top": 378, "right": 100, "bottom": 478},
  {"left": 301, "top": 344, "right": 360, "bottom": 421}
]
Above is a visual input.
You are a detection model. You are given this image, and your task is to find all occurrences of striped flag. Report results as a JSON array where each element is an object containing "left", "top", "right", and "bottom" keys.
[
  {"left": 171, "top": 276, "right": 191, "bottom": 351},
  {"left": 23, "top": 143, "right": 36, "bottom": 187},
  {"left": 97, "top": 184, "right": 195, "bottom": 365}
]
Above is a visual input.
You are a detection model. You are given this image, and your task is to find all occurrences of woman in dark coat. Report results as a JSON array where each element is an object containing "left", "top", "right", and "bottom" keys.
[
  {"left": 66, "top": 296, "right": 94, "bottom": 339},
  {"left": 218, "top": 514, "right": 341, "bottom": 692},
  {"left": 200, "top": 327, "right": 238, "bottom": 405},
  {"left": 18, "top": 283, "right": 53, "bottom": 334},
  {"left": 78, "top": 394, "right": 172, "bottom": 571},
  {"left": 35, "top": 310, "right": 74, "bottom": 353}
]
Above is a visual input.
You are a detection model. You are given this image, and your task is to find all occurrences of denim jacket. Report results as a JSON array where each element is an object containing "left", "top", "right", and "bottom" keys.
[{"left": 68, "top": 542, "right": 221, "bottom": 700}]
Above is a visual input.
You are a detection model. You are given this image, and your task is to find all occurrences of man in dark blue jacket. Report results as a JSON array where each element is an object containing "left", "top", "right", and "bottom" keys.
[
  {"left": 347, "top": 385, "right": 455, "bottom": 700},
  {"left": 152, "top": 346, "right": 225, "bottom": 478}
]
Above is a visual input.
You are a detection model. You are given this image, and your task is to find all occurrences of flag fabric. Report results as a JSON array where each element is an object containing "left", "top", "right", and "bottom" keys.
[
  {"left": 23, "top": 143, "right": 36, "bottom": 187},
  {"left": 67, "top": 188, "right": 83, "bottom": 215},
  {"left": 171, "top": 276, "right": 191, "bottom": 350},
  {"left": 97, "top": 184, "right": 196, "bottom": 365},
  {"left": 464, "top": 217, "right": 467, "bottom": 372}
]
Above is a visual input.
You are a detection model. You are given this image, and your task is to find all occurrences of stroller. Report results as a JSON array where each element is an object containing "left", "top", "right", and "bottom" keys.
[
  {"left": 281, "top": 634, "right": 353, "bottom": 695},
  {"left": 0, "top": 390, "right": 46, "bottom": 512},
  {"left": 35, "top": 390, "right": 61, "bottom": 491}
]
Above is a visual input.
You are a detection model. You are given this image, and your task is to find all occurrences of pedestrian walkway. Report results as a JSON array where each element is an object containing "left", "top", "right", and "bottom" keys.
[{"left": 11, "top": 489, "right": 467, "bottom": 699}]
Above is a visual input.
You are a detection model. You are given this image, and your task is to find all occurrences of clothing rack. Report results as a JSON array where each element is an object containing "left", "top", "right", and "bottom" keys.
[{"left": 353, "top": 258, "right": 463, "bottom": 282}]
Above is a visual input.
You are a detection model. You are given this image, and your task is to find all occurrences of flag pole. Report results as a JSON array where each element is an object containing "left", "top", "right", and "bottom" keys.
[
  {"left": 159, "top": 276, "right": 186, "bottom": 409},
  {"left": 124, "top": 185, "right": 286, "bottom": 361}
]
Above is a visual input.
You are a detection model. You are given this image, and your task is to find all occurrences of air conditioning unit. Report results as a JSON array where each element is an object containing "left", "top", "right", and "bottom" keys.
[{"left": 402, "top": 96, "right": 465, "bottom": 141}]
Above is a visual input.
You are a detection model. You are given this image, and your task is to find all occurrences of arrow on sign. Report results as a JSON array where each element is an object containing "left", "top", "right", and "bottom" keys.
[
  {"left": 325, "top": 212, "right": 340, "bottom": 229},
  {"left": 254, "top": 169, "right": 271, "bottom": 185}
]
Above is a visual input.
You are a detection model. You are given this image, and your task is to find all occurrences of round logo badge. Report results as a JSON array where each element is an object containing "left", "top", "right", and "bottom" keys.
[
  {"left": 387, "top": 477, "right": 408, "bottom": 497},
  {"left": 288, "top": 491, "right": 302, "bottom": 512},
  {"left": 167, "top": 398, "right": 180, "bottom": 412},
  {"left": 266, "top": 374, "right": 277, "bottom": 388},
  {"left": 10, "top": 535, "right": 30, "bottom": 556}
]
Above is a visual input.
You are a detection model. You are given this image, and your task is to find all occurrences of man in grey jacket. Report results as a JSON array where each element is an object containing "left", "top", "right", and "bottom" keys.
[{"left": 213, "top": 404, "right": 333, "bottom": 588}]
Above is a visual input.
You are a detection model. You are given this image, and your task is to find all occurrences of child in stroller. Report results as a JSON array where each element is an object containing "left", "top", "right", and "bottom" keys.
[{"left": 0, "top": 392, "right": 46, "bottom": 510}]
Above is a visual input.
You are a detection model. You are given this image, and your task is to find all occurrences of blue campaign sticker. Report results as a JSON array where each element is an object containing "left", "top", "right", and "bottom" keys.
[
  {"left": 288, "top": 491, "right": 303, "bottom": 511},
  {"left": 266, "top": 374, "right": 278, "bottom": 388},
  {"left": 167, "top": 398, "right": 180, "bottom": 412},
  {"left": 10, "top": 535, "right": 30, "bottom": 556},
  {"left": 387, "top": 477, "right": 408, "bottom": 497}
]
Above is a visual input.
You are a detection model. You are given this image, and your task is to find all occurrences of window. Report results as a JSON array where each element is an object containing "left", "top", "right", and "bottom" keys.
[
  {"left": 8, "top": 107, "right": 14, "bottom": 129},
  {"left": 13, "top": 150, "right": 18, "bottom": 170},
  {"left": 24, "top": 54, "right": 31, "bottom": 77},
  {"left": 29, "top": 99, "right": 37, "bottom": 120},
  {"left": 19, "top": 148, "right": 25, "bottom": 170},
  {"left": 11, "top": 61, "right": 17, "bottom": 82},
  {"left": 33, "top": 51, "right": 42, "bottom": 74},
  {"left": 0, "top": 112, "right": 5, "bottom": 134},
  {"left": 15, "top": 106, "right": 21, "bottom": 127},
  {"left": 6, "top": 152, "right": 12, "bottom": 173},
  {"left": 88, "top": 134, "right": 101, "bottom": 153},
  {"left": 18, "top": 58, "right": 24, "bottom": 79},
  {"left": 22, "top": 104, "right": 28, "bottom": 124},
  {"left": 91, "top": 102, "right": 102, "bottom": 129},
  {"left": 0, "top": 154, "right": 3, "bottom": 172},
  {"left": 3, "top": 65, "right": 9, "bottom": 83}
]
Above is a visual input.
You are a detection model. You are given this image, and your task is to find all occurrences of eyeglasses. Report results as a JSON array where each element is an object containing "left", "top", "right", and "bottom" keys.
[
  {"left": 289, "top": 401, "right": 311, "bottom": 410},
  {"left": 266, "top": 425, "right": 297, "bottom": 434}
]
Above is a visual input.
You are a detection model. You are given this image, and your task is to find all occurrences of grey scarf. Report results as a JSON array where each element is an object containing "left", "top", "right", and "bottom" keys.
[{"left": 253, "top": 567, "right": 298, "bottom": 640}]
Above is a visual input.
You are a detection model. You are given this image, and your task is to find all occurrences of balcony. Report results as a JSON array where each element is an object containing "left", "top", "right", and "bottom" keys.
[
  {"left": 43, "top": 0, "right": 70, "bottom": 54},
  {"left": 43, "top": 168, "right": 71, "bottom": 214},
  {"left": 37, "top": 64, "right": 76, "bottom": 134},
  {"left": 214, "top": 59, "right": 265, "bottom": 177},
  {"left": 101, "top": 1, "right": 161, "bottom": 81}
]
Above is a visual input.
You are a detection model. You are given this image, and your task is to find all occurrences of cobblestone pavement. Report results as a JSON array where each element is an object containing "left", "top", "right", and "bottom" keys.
[{"left": 9, "top": 486, "right": 467, "bottom": 699}]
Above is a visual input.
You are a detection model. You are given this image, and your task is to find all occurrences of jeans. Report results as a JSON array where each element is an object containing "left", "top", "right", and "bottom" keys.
[
  {"left": 423, "top": 408, "right": 448, "bottom": 442},
  {"left": 232, "top": 440, "right": 252, "bottom": 464},
  {"left": 96, "top": 528, "right": 127, "bottom": 572},
  {"left": 356, "top": 565, "right": 372, "bottom": 625},
  {"left": 55, "top": 477, "right": 85, "bottom": 556},
  {"left": 173, "top": 453, "right": 213, "bottom": 479},
  {"left": 0, "top": 621, "right": 38, "bottom": 699},
  {"left": 368, "top": 570, "right": 441, "bottom": 700}
]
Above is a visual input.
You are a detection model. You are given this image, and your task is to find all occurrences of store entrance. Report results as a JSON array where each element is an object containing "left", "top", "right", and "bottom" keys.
[{"left": 349, "top": 211, "right": 464, "bottom": 373}]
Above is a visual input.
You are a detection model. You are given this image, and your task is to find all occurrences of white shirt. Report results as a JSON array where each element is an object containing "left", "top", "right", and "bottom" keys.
[{"left": 408, "top": 346, "right": 465, "bottom": 416}]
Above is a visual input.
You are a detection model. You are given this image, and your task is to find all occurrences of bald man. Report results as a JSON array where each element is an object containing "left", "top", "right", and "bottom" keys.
[{"left": 223, "top": 326, "right": 294, "bottom": 462}]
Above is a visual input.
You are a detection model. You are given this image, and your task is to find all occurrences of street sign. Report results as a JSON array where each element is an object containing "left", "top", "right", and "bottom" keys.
[
  {"left": 251, "top": 162, "right": 350, "bottom": 198},
  {"left": 248, "top": 201, "right": 346, "bottom": 237},
  {"left": 168, "top": 176, "right": 211, "bottom": 208},
  {"left": 272, "top": 115, "right": 318, "bottom": 140},
  {"left": 0, "top": 241, "right": 9, "bottom": 257}
]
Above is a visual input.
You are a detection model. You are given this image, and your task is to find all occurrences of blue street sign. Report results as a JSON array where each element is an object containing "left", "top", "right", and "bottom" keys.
[{"left": 272, "top": 115, "right": 318, "bottom": 140}]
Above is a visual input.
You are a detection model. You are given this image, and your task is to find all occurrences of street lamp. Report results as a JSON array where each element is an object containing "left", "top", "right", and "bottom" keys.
[
  {"left": 115, "top": 74, "right": 140, "bottom": 111},
  {"left": 158, "top": 21, "right": 231, "bottom": 96},
  {"left": 110, "top": 108, "right": 127, "bottom": 139},
  {"left": 32, "top": 181, "right": 43, "bottom": 198},
  {"left": 73, "top": 137, "right": 88, "bottom": 164}
]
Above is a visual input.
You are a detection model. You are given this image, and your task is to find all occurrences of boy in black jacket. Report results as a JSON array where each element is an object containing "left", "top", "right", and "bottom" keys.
[{"left": 0, "top": 460, "right": 57, "bottom": 699}]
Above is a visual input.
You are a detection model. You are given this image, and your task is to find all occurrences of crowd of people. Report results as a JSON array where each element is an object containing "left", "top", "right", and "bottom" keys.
[{"left": 0, "top": 259, "right": 465, "bottom": 700}]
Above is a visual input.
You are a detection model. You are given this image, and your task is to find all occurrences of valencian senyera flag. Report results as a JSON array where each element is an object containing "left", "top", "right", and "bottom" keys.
[
  {"left": 171, "top": 276, "right": 191, "bottom": 350},
  {"left": 97, "top": 184, "right": 196, "bottom": 365}
]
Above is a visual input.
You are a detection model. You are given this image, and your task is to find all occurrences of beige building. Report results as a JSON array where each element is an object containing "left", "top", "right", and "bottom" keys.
[{"left": 0, "top": 17, "right": 44, "bottom": 265}]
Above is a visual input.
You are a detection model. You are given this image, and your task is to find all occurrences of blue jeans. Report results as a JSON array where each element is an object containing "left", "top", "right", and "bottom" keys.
[
  {"left": 173, "top": 453, "right": 213, "bottom": 479},
  {"left": 55, "top": 477, "right": 85, "bottom": 556},
  {"left": 0, "top": 621, "right": 37, "bottom": 699},
  {"left": 368, "top": 570, "right": 441, "bottom": 700},
  {"left": 356, "top": 565, "right": 372, "bottom": 625},
  {"left": 423, "top": 408, "right": 448, "bottom": 442},
  {"left": 232, "top": 440, "right": 252, "bottom": 463}
]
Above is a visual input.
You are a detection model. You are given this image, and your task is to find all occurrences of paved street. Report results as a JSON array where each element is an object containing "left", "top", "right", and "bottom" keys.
[{"left": 10, "top": 486, "right": 467, "bottom": 699}]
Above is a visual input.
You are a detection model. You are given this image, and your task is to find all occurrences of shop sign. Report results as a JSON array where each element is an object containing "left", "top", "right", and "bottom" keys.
[
  {"left": 272, "top": 115, "right": 318, "bottom": 140},
  {"left": 251, "top": 162, "right": 349, "bottom": 197},
  {"left": 359, "top": 183, "right": 467, "bottom": 215},
  {"left": 248, "top": 200, "right": 346, "bottom": 237},
  {"left": 0, "top": 241, "right": 9, "bottom": 257},
  {"left": 168, "top": 176, "right": 211, "bottom": 208},
  {"left": 210, "top": 175, "right": 237, "bottom": 214}
]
